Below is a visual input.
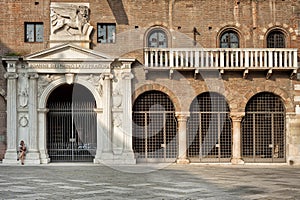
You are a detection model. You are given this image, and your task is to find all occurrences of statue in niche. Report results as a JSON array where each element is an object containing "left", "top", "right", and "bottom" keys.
[
  {"left": 50, "top": 4, "right": 91, "bottom": 35},
  {"left": 18, "top": 74, "right": 28, "bottom": 108}
]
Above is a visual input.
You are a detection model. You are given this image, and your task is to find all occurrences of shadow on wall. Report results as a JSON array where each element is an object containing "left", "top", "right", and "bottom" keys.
[{"left": 106, "top": 0, "right": 129, "bottom": 25}]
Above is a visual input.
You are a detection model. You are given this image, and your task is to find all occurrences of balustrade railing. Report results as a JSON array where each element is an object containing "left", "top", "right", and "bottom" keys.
[{"left": 144, "top": 48, "right": 298, "bottom": 69}]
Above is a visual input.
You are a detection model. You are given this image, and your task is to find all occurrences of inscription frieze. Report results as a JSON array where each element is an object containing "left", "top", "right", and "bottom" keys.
[{"left": 29, "top": 63, "right": 110, "bottom": 69}]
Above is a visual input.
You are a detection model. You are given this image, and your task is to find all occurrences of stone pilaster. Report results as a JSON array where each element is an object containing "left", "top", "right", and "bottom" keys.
[
  {"left": 38, "top": 108, "right": 50, "bottom": 164},
  {"left": 176, "top": 112, "right": 190, "bottom": 164},
  {"left": 25, "top": 73, "right": 40, "bottom": 164},
  {"left": 3, "top": 71, "right": 18, "bottom": 164},
  {"left": 94, "top": 108, "right": 103, "bottom": 163},
  {"left": 120, "top": 70, "right": 136, "bottom": 164},
  {"left": 99, "top": 73, "right": 114, "bottom": 160},
  {"left": 230, "top": 112, "right": 245, "bottom": 165}
]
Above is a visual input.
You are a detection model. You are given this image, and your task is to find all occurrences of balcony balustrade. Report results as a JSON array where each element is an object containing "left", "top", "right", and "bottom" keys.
[{"left": 144, "top": 48, "right": 298, "bottom": 79}]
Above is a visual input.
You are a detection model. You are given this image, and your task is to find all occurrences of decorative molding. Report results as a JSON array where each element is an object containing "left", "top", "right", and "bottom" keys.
[
  {"left": 18, "top": 73, "right": 29, "bottom": 108},
  {"left": 65, "top": 73, "right": 74, "bottom": 84},
  {"left": 19, "top": 115, "right": 29, "bottom": 127}
]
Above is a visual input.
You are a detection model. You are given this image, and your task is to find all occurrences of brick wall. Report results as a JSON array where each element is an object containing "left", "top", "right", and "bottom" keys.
[
  {"left": 0, "top": 0, "right": 298, "bottom": 57},
  {"left": 0, "top": 0, "right": 299, "bottom": 160}
]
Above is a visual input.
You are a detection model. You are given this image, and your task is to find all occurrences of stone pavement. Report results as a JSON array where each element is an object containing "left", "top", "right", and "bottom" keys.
[{"left": 0, "top": 163, "right": 299, "bottom": 200}]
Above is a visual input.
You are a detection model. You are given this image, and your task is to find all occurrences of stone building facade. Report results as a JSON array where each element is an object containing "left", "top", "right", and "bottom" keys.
[{"left": 0, "top": 0, "right": 300, "bottom": 164}]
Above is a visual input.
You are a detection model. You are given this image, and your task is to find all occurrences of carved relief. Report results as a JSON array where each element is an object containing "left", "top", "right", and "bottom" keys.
[
  {"left": 86, "top": 74, "right": 103, "bottom": 96},
  {"left": 50, "top": 3, "right": 92, "bottom": 36},
  {"left": 18, "top": 73, "right": 29, "bottom": 108},
  {"left": 112, "top": 71, "right": 123, "bottom": 108},
  {"left": 19, "top": 115, "right": 29, "bottom": 127},
  {"left": 0, "top": 88, "right": 6, "bottom": 100},
  {"left": 113, "top": 87, "right": 122, "bottom": 109},
  {"left": 113, "top": 113, "right": 122, "bottom": 128},
  {"left": 38, "top": 74, "right": 57, "bottom": 97}
]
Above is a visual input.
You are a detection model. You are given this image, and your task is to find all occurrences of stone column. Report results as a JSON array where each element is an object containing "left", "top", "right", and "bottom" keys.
[
  {"left": 230, "top": 112, "right": 245, "bottom": 165},
  {"left": 38, "top": 108, "right": 50, "bottom": 164},
  {"left": 26, "top": 73, "right": 40, "bottom": 164},
  {"left": 3, "top": 71, "right": 18, "bottom": 164},
  {"left": 121, "top": 70, "right": 136, "bottom": 164},
  {"left": 100, "top": 73, "right": 114, "bottom": 159},
  {"left": 176, "top": 112, "right": 190, "bottom": 164}
]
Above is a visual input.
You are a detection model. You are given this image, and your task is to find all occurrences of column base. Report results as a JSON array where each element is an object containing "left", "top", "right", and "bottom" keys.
[
  {"left": 288, "top": 156, "right": 300, "bottom": 165},
  {"left": 231, "top": 158, "right": 245, "bottom": 165},
  {"left": 94, "top": 151, "right": 136, "bottom": 165},
  {"left": 2, "top": 150, "right": 18, "bottom": 164},
  {"left": 39, "top": 150, "right": 50, "bottom": 164},
  {"left": 25, "top": 151, "right": 41, "bottom": 165},
  {"left": 176, "top": 158, "right": 190, "bottom": 164}
]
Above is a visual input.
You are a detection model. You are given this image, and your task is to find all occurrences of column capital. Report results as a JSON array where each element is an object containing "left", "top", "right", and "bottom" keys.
[
  {"left": 38, "top": 108, "right": 49, "bottom": 113},
  {"left": 28, "top": 73, "right": 39, "bottom": 79},
  {"left": 121, "top": 71, "right": 134, "bottom": 80},
  {"left": 175, "top": 112, "right": 190, "bottom": 121},
  {"left": 100, "top": 73, "right": 114, "bottom": 80},
  {"left": 230, "top": 112, "right": 245, "bottom": 121},
  {"left": 4, "top": 72, "right": 18, "bottom": 79}
]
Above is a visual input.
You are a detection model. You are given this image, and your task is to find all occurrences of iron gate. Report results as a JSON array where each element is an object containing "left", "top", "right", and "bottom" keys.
[
  {"left": 47, "top": 102, "right": 97, "bottom": 162},
  {"left": 188, "top": 92, "right": 232, "bottom": 162},
  {"left": 132, "top": 91, "right": 178, "bottom": 162},
  {"left": 242, "top": 92, "right": 285, "bottom": 163}
]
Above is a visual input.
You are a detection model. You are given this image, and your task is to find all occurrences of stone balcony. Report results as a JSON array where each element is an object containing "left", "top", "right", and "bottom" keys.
[{"left": 144, "top": 48, "right": 299, "bottom": 79}]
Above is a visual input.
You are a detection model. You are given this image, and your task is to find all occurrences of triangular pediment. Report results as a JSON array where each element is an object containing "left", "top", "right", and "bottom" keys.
[{"left": 25, "top": 43, "right": 114, "bottom": 61}]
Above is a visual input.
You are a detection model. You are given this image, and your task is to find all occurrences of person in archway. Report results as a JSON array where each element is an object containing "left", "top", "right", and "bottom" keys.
[{"left": 18, "top": 140, "right": 27, "bottom": 165}]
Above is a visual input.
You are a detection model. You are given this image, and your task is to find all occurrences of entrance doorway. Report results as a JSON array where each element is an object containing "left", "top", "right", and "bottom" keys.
[
  {"left": 242, "top": 92, "right": 285, "bottom": 163},
  {"left": 187, "top": 92, "right": 232, "bottom": 162},
  {"left": 47, "top": 84, "right": 97, "bottom": 162},
  {"left": 132, "top": 91, "right": 178, "bottom": 162}
]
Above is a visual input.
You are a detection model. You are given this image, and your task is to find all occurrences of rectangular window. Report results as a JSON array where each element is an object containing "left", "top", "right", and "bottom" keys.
[
  {"left": 97, "top": 23, "right": 116, "bottom": 43},
  {"left": 25, "top": 22, "right": 43, "bottom": 42}
]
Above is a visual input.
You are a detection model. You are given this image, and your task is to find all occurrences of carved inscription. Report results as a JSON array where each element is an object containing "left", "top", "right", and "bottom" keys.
[{"left": 30, "top": 63, "right": 109, "bottom": 69}]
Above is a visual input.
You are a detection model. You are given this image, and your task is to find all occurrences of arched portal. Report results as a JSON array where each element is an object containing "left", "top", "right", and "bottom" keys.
[
  {"left": 187, "top": 92, "right": 232, "bottom": 162},
  {"left": 241, "top": 92, "right": 285, "bottom": 163},
  {"left": 132, "top": 91, "right": 177, "bottom": 163},
  {"left": 46, "top": 83, "right": 97, "bottom": 162}
]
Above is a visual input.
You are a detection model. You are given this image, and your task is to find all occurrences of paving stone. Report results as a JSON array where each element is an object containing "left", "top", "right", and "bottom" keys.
[{"left": 0, "top": 164, "right": 299, "bottom": 199}]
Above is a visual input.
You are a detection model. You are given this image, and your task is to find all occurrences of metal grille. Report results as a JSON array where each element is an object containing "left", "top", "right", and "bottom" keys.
[
  {"left": 132, "top": 91, "right": 177, "bottom": 162},
  {"left": 267, "top": 31, "right": 285, "bottom": 48},
  {"left": 47, "top": 84, "right": 97, "bottom": 162},
  {"left": 188, "top": 92, "right": 232, "bottom": 162},
  {"left": 241, "top": 92, "right": 285, "bottom": 163}
]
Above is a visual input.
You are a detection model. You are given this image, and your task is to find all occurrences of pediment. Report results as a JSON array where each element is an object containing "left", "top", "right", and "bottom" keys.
[{"left": 25, "top": 43, "right": 114, "bottom": 61}]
